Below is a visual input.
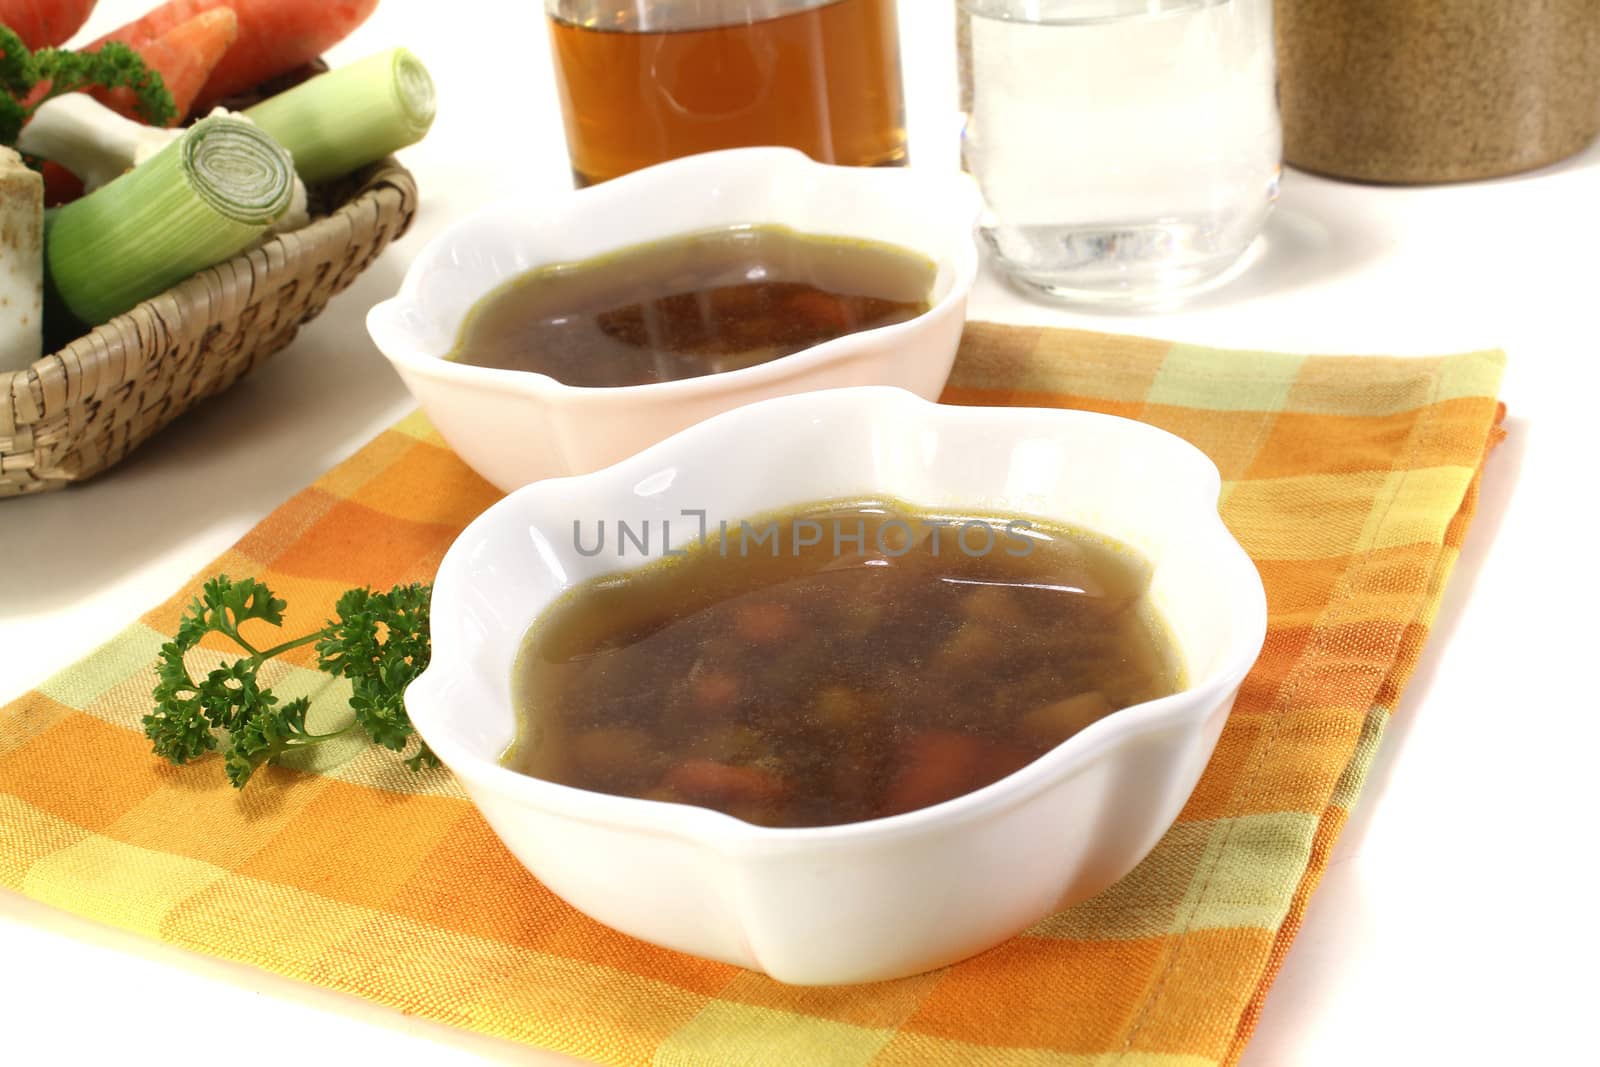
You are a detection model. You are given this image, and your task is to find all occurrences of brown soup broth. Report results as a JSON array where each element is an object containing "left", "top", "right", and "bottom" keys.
[
  {"left": 503, "top": 501, "right": 1183, "bottom": 828},
  {"left": 448, "top": 225, "right": 934, "bottom": 388}
]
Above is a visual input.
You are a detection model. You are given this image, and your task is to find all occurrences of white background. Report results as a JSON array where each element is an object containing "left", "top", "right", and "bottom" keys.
[{"left": 2, "top": 2, "right": 1596, "bottom": 1064}]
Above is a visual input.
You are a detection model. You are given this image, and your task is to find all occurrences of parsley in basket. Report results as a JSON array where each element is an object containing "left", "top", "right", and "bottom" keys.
[
  {"left": 145, "top": 576, "right": 437, "bottom": 788},
  {"left": 0, "top": 26, "right": 176, "bottom": 146}
]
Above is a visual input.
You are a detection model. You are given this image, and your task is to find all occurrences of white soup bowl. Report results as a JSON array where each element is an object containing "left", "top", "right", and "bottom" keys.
[
  {"left": 367, "top": 148, "right": 981, "bottom": 492},
  {"left": 406, "top": 387, "right": 1267, "bottom": 984}
]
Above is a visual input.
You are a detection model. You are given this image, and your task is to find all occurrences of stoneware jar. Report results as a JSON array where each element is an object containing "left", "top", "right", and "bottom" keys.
[{"left": 1275, "top": 0, "right": 1600, "bottom": 183}]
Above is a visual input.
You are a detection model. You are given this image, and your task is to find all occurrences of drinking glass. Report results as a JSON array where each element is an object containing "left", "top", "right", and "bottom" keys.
[
  {"left": 546, "top": 0, "right": 908, "bottom": 186},
  {"left": 958, "top": 0, "right": 1282, "bottom": 306}
]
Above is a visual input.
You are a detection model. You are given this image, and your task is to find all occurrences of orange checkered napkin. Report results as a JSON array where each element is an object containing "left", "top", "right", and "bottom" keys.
[{"left": 0, "top": 324, "right": 1506, "bottom": 1066}]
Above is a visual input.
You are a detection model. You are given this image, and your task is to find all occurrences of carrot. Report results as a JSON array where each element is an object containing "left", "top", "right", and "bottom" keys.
[
  {"left": 687, "top": 669, "right": 741, "bottom": 717},
  {"left": 664, "top": 760, "right": 786, "bottom": 808},
  {"left": 90, "top": 0, "right": 380, "bottom": 114},
  {"left": 40, "top": 161, "right": 82, "bottom": 207},
  {"left": 1, "top": 0, "right": 100, "bottom": 50},
  {"left": 92, "top": 8, "right": 238, "bottom": 125},
  {"left": 881, "top": 730, "right": 1034, "bottom": 817},
  {"left": 730, "top": 601, "right": 798, "bottom": 646},
  {"left": 882, "top": 730, "right": 988, "bottom": 816}
]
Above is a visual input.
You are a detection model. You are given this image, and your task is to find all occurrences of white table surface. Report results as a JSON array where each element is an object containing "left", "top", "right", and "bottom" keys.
[{"left": 3, "top": 3, "right": 1596, "bottom": 1064}]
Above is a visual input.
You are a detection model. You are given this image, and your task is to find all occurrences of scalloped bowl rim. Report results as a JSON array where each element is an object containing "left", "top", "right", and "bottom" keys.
[{"left": 366, "top": 147, "right": 984, "bottom": 402}]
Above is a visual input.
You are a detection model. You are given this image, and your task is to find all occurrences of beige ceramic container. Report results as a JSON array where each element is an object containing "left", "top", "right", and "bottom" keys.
[{"left": 1276, "top": 0, "right": 1600, "bottom": 183}]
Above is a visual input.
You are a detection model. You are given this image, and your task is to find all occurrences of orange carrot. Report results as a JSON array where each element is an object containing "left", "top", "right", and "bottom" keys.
[
  {"left": 90, "top": 0, "right": 380, "bottom": 114},
  {"left": 882, "top": 731, "right": 989, "bottom": 816},
  {"left": 880, "top": 730, "right": 1033, "bottom": 817},
  {"left": 664, "top": 760, "right": 787, "bottom": 808},
  {"left": 92, "top": 8, "right": 238, "bottom": 125},
  {"left": 1, "top": 0, "right": 100, "bottom": 50},
  {"left": 40, "top": 161, "right": 82, "bottom": 207},
  {"left": 730, "top": 601, "right": 798, "bottom": 646},
  {"left": 687, "top": 670, "right": 741, "bottom": 717}
]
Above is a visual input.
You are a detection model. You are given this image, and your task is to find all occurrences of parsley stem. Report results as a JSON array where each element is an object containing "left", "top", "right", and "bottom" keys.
[
  {"left": 287, "top": 721, "right": 358, "bottom": 747},
  {"left": 251, "top": 632, "right": 324, "bottom": 662}
]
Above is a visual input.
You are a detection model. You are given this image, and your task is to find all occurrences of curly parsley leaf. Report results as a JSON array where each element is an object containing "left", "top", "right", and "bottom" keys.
[
  {"left": 144, "top": 639, "right": 220, "bottom": 765},
  {"left": 0, "top": 26, "right": 40, "bottom": 97},
  {"left": 224, "top": 697, "right": 352, "bottom": 789},
  {"left": 144, "top": 581, "right": 287, "bottom": 767},
  {"left": 176, "top": 575, "right": 288, "bottom": 652},
  {"left": 31, "top": 42, "right": 177, "bottom": 127},
  {"left": 2, "top": 34, "right": 178, "bottom": 148},
  {"left": 196, "top": 659, "right": 277, "bottom": 735},
  {"left": 318, "top": 584, "right": 434, "bottom": 769},
  {"left": 0, "top": 26, "right": 33, "bottom": 147},
  {"left": 146, "top": 576, "right": 437, "bottom": 789}
]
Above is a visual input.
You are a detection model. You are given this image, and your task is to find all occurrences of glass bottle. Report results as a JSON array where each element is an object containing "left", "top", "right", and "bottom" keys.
[{"left": 547, "top": 0, "right": 908, "bottom": 186}]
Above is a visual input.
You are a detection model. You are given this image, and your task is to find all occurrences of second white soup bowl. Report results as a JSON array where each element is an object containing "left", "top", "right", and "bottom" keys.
[{"left": 366, "top": 148, "right": 981, "bottom": 492}]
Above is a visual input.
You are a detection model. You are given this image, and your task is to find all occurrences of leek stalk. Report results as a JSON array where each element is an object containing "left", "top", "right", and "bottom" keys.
[
  {"left": 21, "top": 95, "right": 311, "bottom": 239},
  {"left": 47, "top": 114, "right": 295, "bottom": 327},
  {"left": 245, "top": 48, "right": 437, "bottom": 185}
]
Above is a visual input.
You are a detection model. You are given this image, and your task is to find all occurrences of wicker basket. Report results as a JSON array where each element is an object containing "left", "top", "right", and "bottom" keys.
[{"left": 0, "top": 157, "right": 418, "bottom": 497}]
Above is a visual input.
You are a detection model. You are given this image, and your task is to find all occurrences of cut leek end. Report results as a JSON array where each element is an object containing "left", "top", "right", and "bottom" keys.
[
  {"left": 392, "top": 48, "right": 437, "bottom": 139},
  {"left": 182, "top": 114, "right": 297, "bottom": 226},
  {"left": 245, "top": 47, "right": 438, "bottom": 186}
]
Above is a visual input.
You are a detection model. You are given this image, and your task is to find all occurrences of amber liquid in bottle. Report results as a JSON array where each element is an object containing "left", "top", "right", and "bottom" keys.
[{"left": 549, "top": 0, "right": 908, "bottom": 186}]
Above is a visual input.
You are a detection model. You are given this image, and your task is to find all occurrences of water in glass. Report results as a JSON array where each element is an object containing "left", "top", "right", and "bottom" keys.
[{"left": 958, "top": 0, "right": 1281, "bottom": 305}]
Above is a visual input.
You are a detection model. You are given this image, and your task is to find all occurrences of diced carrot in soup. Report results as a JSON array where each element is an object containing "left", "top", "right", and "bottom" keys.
[
  {"left": 881, "top": 731, "right": 990, "bottom": 816},
  {"left": 664, "top": 760, "right": 787, "bottom": 807},
  {"left": 730, "top": 601, "right": 798, "bottom": 645},
  {"left": 688, "top": 669, "right": 741, "bottom": 716}
]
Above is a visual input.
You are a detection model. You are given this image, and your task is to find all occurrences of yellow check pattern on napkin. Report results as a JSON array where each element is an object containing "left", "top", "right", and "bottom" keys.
[{"left": 0, "top": 324, "right": 1506, "bottom": 1066}]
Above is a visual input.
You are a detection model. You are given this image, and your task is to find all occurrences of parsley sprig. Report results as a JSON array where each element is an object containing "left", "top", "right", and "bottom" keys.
[
  {"left": 145, "top": 576, "right": 438, "bottom": 788},
  {"left": 1, "top": 25, "right": 176, "bottom": 146}
]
